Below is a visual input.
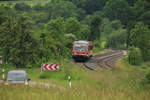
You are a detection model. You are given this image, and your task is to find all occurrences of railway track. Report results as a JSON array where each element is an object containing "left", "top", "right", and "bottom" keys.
[{"left": 83, "top": 50, "right": 126, "bottom": 70}]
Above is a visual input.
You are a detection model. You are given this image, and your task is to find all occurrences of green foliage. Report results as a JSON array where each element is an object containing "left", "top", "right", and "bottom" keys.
[
  {"left": 33, "top": 3, "right": 46, "bottom": 11},
  {"left": 44, "top": 18, "right": 70, "bottom": 59},
  {"left": 38, "top": 72, "right": 50, "bottom": 79},
  {"left": 79, "top": 24, "right": 91, "bottom": 40},
  {"left": 64, "top": 17, "right": 90, "bottom": 40},
  {"left": 103, "top": 0, "right": 133, "bottom": 25},
  {"left": 38, "top": 71, "right": 66, "bottom": 79},
  {"left": 0, "top": 13, "right": 6, "bottom": 25},
  {"left": 133, "top": 0, "right": 149, "bottom": 16},
  {"left": 1, "top": 60, "right": 150, "bottom": 100},
  {"left": 145, "top": 72, "right": 150, "bottom": 84},
  {"left": 108, "top": 29, "right": 127, "bottom": 48},
  {"left": 0, "top": 16, "right": 39, "bottom": 67},
  {"left": 38, "top": 70, "right": 80, "bottom": 80},
  {"left": 65, "top": 17, "right": 81, "bottom": 35},
  {"left": 100, "top": 18, "right": 123, "bottom": 37},
  {"left": 46, "top": 17, "right": 65, "bottom": 39},
  {"left": 0, "top": 0, "right": 150, "bottom": 67},
  {"left": 64, "top": 33, "right": 76, "bottom": 48},
  {"left": 140, "top": 11, "right": 150, "bottom": 27},
  {"left": 131, "top": 22, "right": 150, "bottom": 61},
  {"left": 128, "top": 47, "right": 143, "bottom": 65},
  {"left": 68, "top": 0, "right": 107, "bottom": 14},
  {"left": 46, "top": 0, "right": 79, "bottom": 19},
  {"left": 94, "top": 39, "right": 108, "bottom": 49},
  {"left": 15, "top": 3, "right": 31, "bottom": 11},
  {"left": 126, "top": 0, "right": 137, "bottom": 6},
  {"left": 94, "top": 18, "right": 125, "bottom": 49},
  {"left": 85, "top": 13, "right": 102, "bottom": 41},
  {"left": 132, "top": 0, "right": 150, "bottom": 27}
]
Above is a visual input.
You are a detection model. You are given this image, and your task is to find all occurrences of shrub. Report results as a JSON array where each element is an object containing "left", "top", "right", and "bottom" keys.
[
  {"left": 145, "top": 72, "right": 150, "bottom": 84},
  {"left": 108, "top": 29, "right": 127, "bottom": 49},
  {"left": 38, "top": 70, "right": 81, "bottom": 80},
  {"left": 128, "top": 47, "right": 143, "bottom": 65},
  {"left": 38, "top": 71, "right": 67, "bottom": 80},
  {"left": 143, "top": 70, "right": 150, "bottom": 85},
  {"left": 38, "top": 72, "right": 50, "bottom": 79}
]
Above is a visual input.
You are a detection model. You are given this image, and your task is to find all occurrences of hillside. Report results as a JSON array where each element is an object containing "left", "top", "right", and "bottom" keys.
[{"left": 0, "top": 0, "right": 150, "bottom": 100}]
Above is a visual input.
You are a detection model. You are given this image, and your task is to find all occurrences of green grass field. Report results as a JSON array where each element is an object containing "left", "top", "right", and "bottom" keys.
[{"left": 0, "top": 57, "right": 150, "bottom": 100}]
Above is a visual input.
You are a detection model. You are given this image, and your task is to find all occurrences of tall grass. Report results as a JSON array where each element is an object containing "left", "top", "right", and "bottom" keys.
[{"left": 0, "top": 59, "right": 150, "bottom": 100}]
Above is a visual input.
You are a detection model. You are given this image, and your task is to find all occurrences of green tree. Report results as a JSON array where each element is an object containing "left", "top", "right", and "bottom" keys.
[
  {"left": 46, "top": 17, "right": 65, "bottom": 39},
  {"left": 128, "top": 47, "right": 143, "bottom": 65},
  {"left": 15, "top": 3, "right": 31, "bottom": 11},
  {"left": 108, "top": 29, "right": 127, "bottom": 48},
  {"left": 65, "top": 17, "right": 81, "bottom": 36},
  {"left": 140, "top": 11, "right": 150, "bottom": 27},
  {"left": 67, "top": 0, "right": 108, "bottom": 14},
  {"left": 133, "top": 0, "right": 149, "bottom": 17},
  {"left": 44, "top": 17, "right": 71, "bottom": 59},
  {"left": 0, "top": 16, "right": 39, "bottom": 67},
  {"left": 126, "top": 0, "right": 137, "bottom": 6},
  {"left": 88, "top": 13, "right": 102, "bottom": 41},
  {"left": 46, "top": 1, "right": 79, "bottom": 19},
  {"left": 100, "top": 18, "right": 123, "bottom": 37},
  {"left": 33, "top": 4, "right": 46, "bottom": 11},
  {"left": 103, "top": 0, "right": 133, "bottom": 25},
  {"left": 131, "top": 22, "right": 150, "bottom": 61},
  {"left": 81, "top": 0, "right": 107, "bottom": 14},
  {"left": 79, "top": 24, "right": 91, "bottom": 40}
]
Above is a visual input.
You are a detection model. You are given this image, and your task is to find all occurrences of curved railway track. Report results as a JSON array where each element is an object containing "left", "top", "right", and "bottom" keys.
[{"left": 83, "top": 50, "right": 126, "bottom": 70}]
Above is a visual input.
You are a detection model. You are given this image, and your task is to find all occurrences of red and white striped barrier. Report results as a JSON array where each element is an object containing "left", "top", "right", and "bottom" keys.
[{"left": 41, "top": 64, "right": 59, "bottom": 71}]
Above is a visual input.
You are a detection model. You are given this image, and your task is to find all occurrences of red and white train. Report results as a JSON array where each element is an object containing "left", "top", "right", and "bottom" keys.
[{"left": 72, "top": 40, "right": 93, "bottom": 61}]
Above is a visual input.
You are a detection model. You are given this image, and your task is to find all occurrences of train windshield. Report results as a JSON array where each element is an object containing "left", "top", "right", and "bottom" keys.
[{"left": 74, "top": 46, "right": 87, "bottom": 52}]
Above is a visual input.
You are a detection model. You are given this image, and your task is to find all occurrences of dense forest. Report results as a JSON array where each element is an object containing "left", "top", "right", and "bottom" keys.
[{"left": 0, "top": 0, "right": 150, "bottom": 67}]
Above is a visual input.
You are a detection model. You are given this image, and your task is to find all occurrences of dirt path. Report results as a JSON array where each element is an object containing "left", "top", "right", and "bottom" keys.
[{"left": 0, "top": 80, "right": 64, "bottom": 89}]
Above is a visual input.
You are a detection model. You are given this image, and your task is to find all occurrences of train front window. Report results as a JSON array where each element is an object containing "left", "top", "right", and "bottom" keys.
[{"left": 74, "top": 46, "right": 87, "bottom": 52}]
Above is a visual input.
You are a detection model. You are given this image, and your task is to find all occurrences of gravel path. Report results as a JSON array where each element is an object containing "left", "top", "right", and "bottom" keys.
[{"left": 83, "top": 50, "right": 127, "bottom": 70}]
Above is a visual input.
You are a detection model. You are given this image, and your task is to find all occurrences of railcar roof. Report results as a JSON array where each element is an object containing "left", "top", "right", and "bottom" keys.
[
  {"left": 8, "top": 70, "right": 27, "bottom": 74},
  {"left": 74, "top": 40, "right": 89, "bottom": 44}
]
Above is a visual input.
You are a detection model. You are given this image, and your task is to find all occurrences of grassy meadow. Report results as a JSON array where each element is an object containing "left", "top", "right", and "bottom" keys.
[{"left": 0, "top": 57, "right": 150, "bottom": 100}]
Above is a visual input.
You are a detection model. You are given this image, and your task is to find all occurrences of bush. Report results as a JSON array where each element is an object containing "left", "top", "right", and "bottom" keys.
[
  {"left": 38, "top": 71, "right": 67, "bottom": 80},
  {"left": 145, "top": 72, "right": 150, "bottom": 84},
  {"left": 130, "top": 22, "right": 150, "bottom": 61},
  {"left": 38, "top": 72, "right": 50, "bottom": 79},
  {"left": 94, "top": 39, "right": 108, "bottom": 49},
  {"left": 108, "top": 29, "right": 127, "bottom": 49},
  {"left": 143, "top": 70, "right": 150, "bottom": 85},
  {"left": 128, "top": 47, "right": 143, "bottom": 65},
  {"left": 15, "top": 3, "right": 31, "bottom": 11},
  {"left": 38, "top": 70, "right": 81, "bottom": 80}
]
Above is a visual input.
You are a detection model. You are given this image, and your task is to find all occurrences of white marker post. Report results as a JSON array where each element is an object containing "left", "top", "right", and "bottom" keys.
[
  {"left": 68, "top": 76, "right": 72, "bottom": 87},
  {"left": 2, "top": 69, "right": 5, "bottom": 80},
  {"left": 123, "top": 51, "right": 127, "bottom": 56}
]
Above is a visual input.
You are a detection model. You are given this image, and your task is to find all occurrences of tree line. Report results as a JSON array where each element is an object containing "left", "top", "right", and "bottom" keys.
[{"left": 0, "top": 0, "right": 150, "bottom": 67}]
